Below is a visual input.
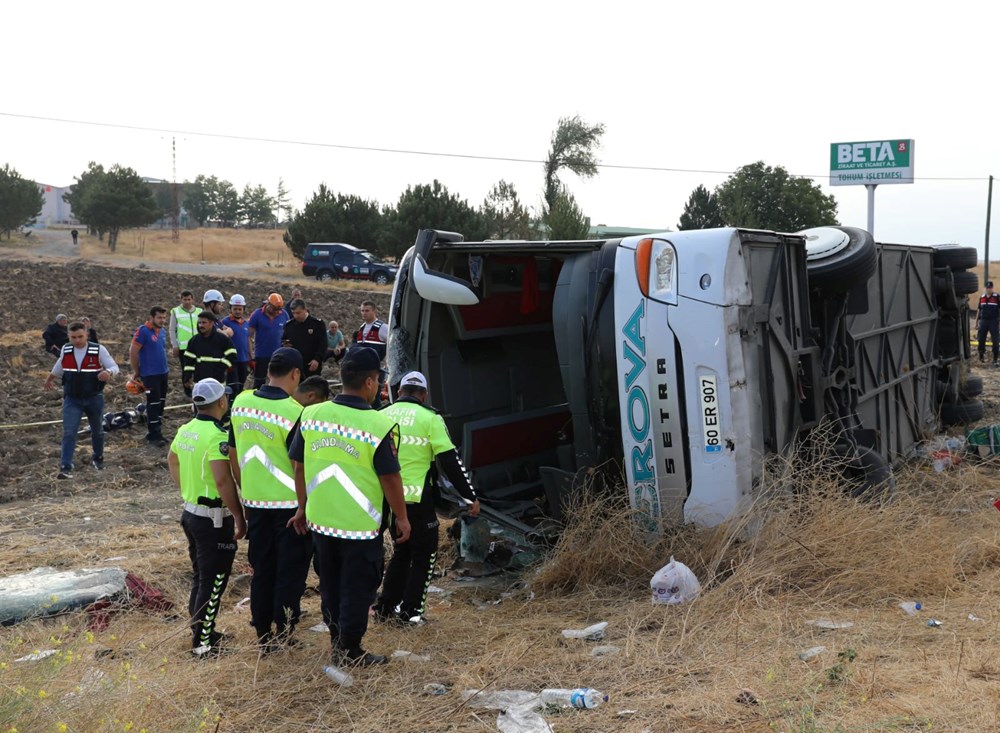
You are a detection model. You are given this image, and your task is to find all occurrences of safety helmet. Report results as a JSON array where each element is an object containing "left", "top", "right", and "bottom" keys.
[
  {"left": 229, "top": 294, "right": 247, "bottom": 306},
  {"left": 267, "top": 293, "right": 284, "bottom": 308},
  {"left": 125, "top": 377, "right": 146, "bottom": 395},
  {"left": 203, "top": 289, "right": 224, "bottom": 304}
]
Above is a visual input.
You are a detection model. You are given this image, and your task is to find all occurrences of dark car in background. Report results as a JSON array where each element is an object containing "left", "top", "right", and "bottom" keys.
[{"left": 301, "top": 243, "right": 399, "bottom": 285}]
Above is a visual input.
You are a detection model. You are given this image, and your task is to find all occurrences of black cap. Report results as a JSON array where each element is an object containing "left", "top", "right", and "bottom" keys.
[
  {"left": 342, "top": 346, "right": 381, "bottom": 372},
  {"left": 269, "top": 347, "right": 303, "bottom": 370}
]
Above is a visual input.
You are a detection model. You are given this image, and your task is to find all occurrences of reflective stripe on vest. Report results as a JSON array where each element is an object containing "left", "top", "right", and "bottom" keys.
[
  {"left": 61, "top": 343, "right": 105, "bottom": 397},
  {"left": 231, "top": 394, "right": 302, "bottom": 508},
  {"left": 300, "top": 402, "right": 395, "bottom": 540},
  {"left": 173, "top": 306, "right": 198, "bottom": 350},
  {"left": 171, "top": 418, "right": 228, "bottom": 505},
  {"left": 381, "top": 401, "right": 453, "bottom": 504}
]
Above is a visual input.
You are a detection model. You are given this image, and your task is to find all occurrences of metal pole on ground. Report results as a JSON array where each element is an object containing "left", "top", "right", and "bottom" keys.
[{"left": 985, "top": 175, "right": 994, "bottom": 288}]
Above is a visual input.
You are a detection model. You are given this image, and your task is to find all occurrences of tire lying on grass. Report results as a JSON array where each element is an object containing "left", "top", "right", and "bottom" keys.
[
  {"left": 936, "top": 375, "right": 984, "bottom": 401},
  {"left": 801, "top": 226, "right": 878, "bottom": 294}
]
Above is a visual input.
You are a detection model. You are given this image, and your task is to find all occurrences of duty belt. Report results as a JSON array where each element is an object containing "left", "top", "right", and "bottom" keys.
[{"left": 183, "top": 501, "right": 232, "bottom": 529}]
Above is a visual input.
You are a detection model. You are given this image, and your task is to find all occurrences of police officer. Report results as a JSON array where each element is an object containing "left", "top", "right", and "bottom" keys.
[
  {"left": 287, "top": 347, "right": 410, "bottom": 666},
  {"left": 353, "top": 301, "right": 388, "bottom": 363},
  {"left": 977, "top": 280, "right": 1000, "bottom": 365},
  {"left": 167, "top": 378, "right": 246, "bottom": 657},
  {"left": 43, "top": 321, "right": 120, "bottom": 479},
  {"left": 228, "top": 348, "right": 310, "bottom": 653},
  {"left": 374, "top": 371, "right": 479, "bottom": 624}
]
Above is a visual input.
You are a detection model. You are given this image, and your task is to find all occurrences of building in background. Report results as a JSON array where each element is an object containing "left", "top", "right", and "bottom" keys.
[{"left": 34, "top": 183, "right": 73, "bottom": 226}]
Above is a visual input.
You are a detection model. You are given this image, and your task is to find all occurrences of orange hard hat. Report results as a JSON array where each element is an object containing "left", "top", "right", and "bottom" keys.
[
  {"left": 126, "top": 378, "right": 146, "bottom": 395},
  {"left": 267, "top": 293, "right": 284, "bottom": 308}
]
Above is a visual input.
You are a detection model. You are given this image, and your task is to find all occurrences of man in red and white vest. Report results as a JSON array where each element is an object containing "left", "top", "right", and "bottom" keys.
[
  {"left": 43, "top": 321, "right": 120, "bottom": 479},
  {"left": 353, "top": 300, "right": 388, "bottom": 363}
]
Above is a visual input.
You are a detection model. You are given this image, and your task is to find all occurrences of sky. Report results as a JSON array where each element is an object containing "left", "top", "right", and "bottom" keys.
[{"left": 5, "top": 1, "right": 1000, "bottom": 253}]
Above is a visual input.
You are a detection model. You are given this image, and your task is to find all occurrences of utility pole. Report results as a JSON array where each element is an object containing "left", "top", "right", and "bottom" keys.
[
  {"left": 171, "top": 137, "right": 180, "bottom": 242},
  {"left": 985, "top": 175, "right": 994, "bottom": 288}
]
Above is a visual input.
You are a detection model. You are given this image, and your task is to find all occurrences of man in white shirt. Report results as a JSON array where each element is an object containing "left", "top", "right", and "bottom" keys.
[{"left": 43, "top": 321, "right": 120, "bottom": 479}]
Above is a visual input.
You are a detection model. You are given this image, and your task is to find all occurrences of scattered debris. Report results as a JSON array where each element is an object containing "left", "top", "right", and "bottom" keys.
[
  {"left": 14, "top": 649, "right": 58, "bottom": 662},
  {"left": 899, "top": 601, "right": 922, "bottom": 616},
  {"left": 735, "top": 689, "right": 759, "bottom": 706},
  {"left": 0, "top": 567, "right": 126, "bottom": 625},
  {"left": 969, "top": 613, "right": 983, "bottom": 622},
  {"left": 323, "top": 665, "right": 354, "bottom": 687},
  {"left": 590, "top": 645, "right": 621, "bottom": 657},
  {"left": 427, "top": 585, "right": 447, "bottom": 594},
  {"left": 391, "top": 650, "right": 430, "bottom": 662},
  {"left": 423, "top": 683, "right": 448, "bottom": 696},
  {"left": 650, "top": 557, "right": 701, "bottom": 605},
  {"left": 309, "top": 623, "right": 329, "bottom": 633},
  {"left": 798, "top": 646, "right": 826, "bottom": 661},
  {"left": 617, "top": 710, "right": 638, "bottom": 717},
  {"left": 806, "top": 619, "right": 855, "bottom": 630},
  {"left": 234, "top": 597, "right": 251, "bottom": 612},
  {"left": 561, "top": 621, "right": 608, "bottom": 640},
  {"left": 927, "top": 619, "right": 943, "bottom": 628}
]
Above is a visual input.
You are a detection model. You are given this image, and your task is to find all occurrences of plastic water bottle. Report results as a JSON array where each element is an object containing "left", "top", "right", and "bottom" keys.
[
  {"left": 539, "top": 688, "right": 608, "bottom": 709},
  {"left": 899, "top": 601, "right": 922, "bottom": 616},
  {"left": 323, "top": 665, "right": 354, "bottom": 687}
]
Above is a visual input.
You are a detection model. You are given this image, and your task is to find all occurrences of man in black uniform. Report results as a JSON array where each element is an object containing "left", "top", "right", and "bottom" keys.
[
  {"left": 183, "top": 312, "right": 238, "bottom": 391},
  {"left": 281, "top": 298, "right": 327, "bottom": 379},
  {"left": 977, "top": 280, "right": 1000, "bottom": 365},
  {"left": 373, "top": 371, "right": 479, "bottom": 625}
]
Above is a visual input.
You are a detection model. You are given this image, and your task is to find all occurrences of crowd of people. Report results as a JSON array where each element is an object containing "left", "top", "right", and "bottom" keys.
[{"left": 41, "top": 285, "right": 479, "bottom": 665}]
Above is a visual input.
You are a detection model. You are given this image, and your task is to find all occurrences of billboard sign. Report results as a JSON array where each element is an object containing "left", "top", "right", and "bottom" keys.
[{"left": 830, "top": 139, "right": 914, "bottom": 186}]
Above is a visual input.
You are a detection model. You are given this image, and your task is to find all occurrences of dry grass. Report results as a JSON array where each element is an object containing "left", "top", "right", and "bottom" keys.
[
  {"left": 4, "top": 450, "right": 1000, "bottom": 732},
  {"left": 79, "top": 228, "right": 292, "bottom": 266}
]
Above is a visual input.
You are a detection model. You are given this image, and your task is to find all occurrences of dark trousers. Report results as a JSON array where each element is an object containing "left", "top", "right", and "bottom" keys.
[
  {"left": 228, "top": 362, "right": 250, "bottom": 398},
  {"left": 181, "top": 511, "right": 238, "bottom": 649},
  {"left": 144, "top": 373, "right": 168, "bottom": 440},
  {"left": 377, "top": 512, "right": 438, "bottom": 618},
  {"left": 313, "top": 533, "right": 384, "bottom": 651},
  {"left": 246, "top": 507, "right": 312, "bottom": 638},
  {"left": 978, "top": 320, "right": 999, "bottom": 359},
  {"left": 252, "top": 357, "right": 271, "bottom": 389}
]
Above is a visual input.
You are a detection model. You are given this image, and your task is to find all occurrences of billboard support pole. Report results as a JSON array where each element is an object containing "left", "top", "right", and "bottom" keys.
[{"left": 866, "top": 184, "right": 877, "bottom": 237}]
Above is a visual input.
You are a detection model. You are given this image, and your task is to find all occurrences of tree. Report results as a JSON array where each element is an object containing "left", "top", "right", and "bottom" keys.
[
  {"left": 215, "top": 180, "right": 240, "bottom": 227},
  {"left": 677, "top": 184, "right": 724, "bottom": 230},
  {"left": 378, "top": 180, "right": 489, "bottom": 260},
  {"left": 77, "top": 165, "right": 159, "bottom": 251},
  {"left": 543, "top": 115, "right": 605, "bottom": 212},
  {"left": 544, "top": 186, "right": 590, "bottom": 240},
  {"left": 283, "top": 184, "right": 383, "bottom": 259},
  {"left": 275, "top": 178, "right": 291, "bottom": 225},
  {"left": 0, "top": 164, "right": 44, "bottom": 239},
  {"left": 239, "top": 184, "right": 276, "bottom": 228},
  {"left": 714, "top": 162, "right": 838, "bottom": 231},
  {"left": 63, "top": 162, "right": 106, "bottom": 237},
  {"left": 482, "top": 180, "right": 533, "bottom": 240},
  {"left": 183, "top": 174, "right": 219, "bottom": 226}
]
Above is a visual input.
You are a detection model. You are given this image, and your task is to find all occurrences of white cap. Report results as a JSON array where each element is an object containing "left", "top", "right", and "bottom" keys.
[
  {"left": 400, "top": 371, "right": 428, "bottom": 390},
  {"left": 191, "top": 378, "right": 232, "bottom": 405},
  {"left": 229, "top": 293, "right": 246, "bottom": 306},
  {"left": 203, "top": 289, "right": 224, "bottom": 304}
]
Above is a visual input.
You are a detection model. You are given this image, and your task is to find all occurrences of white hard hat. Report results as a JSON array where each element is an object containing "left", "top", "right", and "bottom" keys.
[
  {"left": 229, "top": 293, "right": 247, "bottom": 306},
  {"left": 203, "top": 289, "right": 224, "bottom": 304}
]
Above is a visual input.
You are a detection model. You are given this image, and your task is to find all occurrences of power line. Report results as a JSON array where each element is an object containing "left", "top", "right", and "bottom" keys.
[{"left": 0, "top": 110, "right": 991, "bottom": 183}]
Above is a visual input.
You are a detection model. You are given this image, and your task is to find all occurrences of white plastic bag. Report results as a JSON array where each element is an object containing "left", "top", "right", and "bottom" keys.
[{"left": 650, "top": 556, "right": 701, "bottom": 605}]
